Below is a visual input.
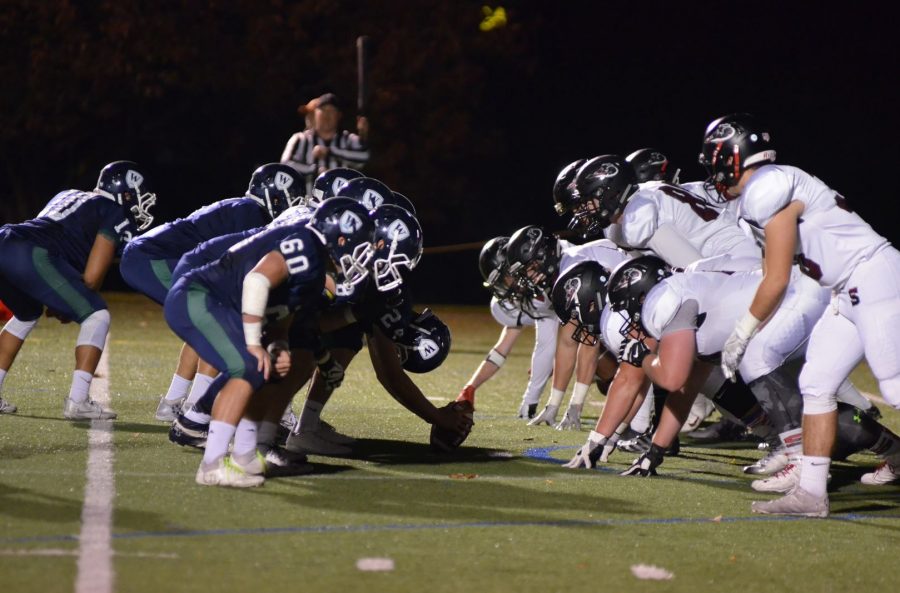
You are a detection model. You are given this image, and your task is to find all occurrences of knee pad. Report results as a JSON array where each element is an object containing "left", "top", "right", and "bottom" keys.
[
  {"left": 833, "top": 403, "right": 881, "bottom": 460},
  {"left": 877, "top": 376, "right": 900, "bottom": 409},
  {"left": 747, "top": 368, "right": 804, "bottom": 431},
  {"left": 2, "top": 316, "right": 38, "bottom": 340},
  {"left": 76, "top": 309, "right": 111, "bottom": 349}
]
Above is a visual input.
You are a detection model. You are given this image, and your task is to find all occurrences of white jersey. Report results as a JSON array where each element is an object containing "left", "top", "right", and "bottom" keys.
[
  {"left": 599, "top": 303, "right": 625, "bottom": 353},
  {"left": 619, "top": 181, "right": 761, "bottom": 267},
  {"left": 559, "top": 238, "right": 628, "bottom": 273},
  {"left": 642, "top": 268, "right": 828, "bottom": 381},
  {"left": 739, "top": 164, "right": 889, "bottom": 289},
  {"left": 489, "top": 294, "right": 553, "bottom": 327}
]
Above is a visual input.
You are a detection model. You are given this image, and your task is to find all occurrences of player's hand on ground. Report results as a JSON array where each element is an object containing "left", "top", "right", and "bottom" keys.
[
  {"left": 563, "top": 431, "right": 606, "bottom": 469},
  {"left": 620, "top": 444, "right": 664, "bottom": 477},
  {"left": 248, "top": 344, "right": 272, "bottom": 381},
  {"left": 527, "top": 404, "right": 559, "bottom": 426}
]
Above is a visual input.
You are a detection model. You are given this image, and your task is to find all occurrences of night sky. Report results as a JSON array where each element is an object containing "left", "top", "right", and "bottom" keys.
[{"left": 2, "top": 1, "right": 897, "bottom": 304}]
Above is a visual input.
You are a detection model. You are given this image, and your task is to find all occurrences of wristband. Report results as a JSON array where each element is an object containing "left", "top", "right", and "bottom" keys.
[
  {"left": 736, "top": 311, "right": 762, "bottom": 339},
  {"left": 243, "top": 322, "right": 263, "bottom": 347},
  {"left": 485, "top": 348, "right": 506, "bottom": 368}
]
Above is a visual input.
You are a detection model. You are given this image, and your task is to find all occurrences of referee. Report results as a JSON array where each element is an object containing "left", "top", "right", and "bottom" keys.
[{"left": 280, "top": 93, "right": 370, "bottom": 197}]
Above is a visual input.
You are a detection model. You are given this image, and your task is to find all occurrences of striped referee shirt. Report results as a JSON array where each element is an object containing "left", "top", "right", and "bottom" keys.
[{"left": 280, "top": 129, "right": 370, "bottom": 196}]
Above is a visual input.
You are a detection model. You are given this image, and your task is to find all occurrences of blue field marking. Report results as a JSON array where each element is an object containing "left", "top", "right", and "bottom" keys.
[{"left": 5, "top": 511, "right": 899, "bottom": 546}]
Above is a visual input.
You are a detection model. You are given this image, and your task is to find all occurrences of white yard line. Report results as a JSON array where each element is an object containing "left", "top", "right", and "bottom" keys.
[{"left": 75, "top": 341, "right": 115, "bottom": 593}]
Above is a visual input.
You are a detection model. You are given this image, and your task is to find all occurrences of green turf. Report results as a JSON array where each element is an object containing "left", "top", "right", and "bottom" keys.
[{"left": 1, "top": 293, "right": 898, "bottom": 593}]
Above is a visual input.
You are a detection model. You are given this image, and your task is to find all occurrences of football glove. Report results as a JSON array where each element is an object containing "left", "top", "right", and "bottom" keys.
[
  {"left": 316, "top": 351, "right": 345, "bottom": 392},
  {"left": 563, "top": 431, "right": 608, "bottom": 469},
  {"left": 527, "top": 404, "right": 559, "bottom": 426},
  {"left": 620, "top": 443, "right": 665, "bottom": 477},
  {"left": 619, "top": 337, "right": 650, "bottom": 368},
  {"left": 555, "top": 404, "right": 583, "bottom": 431}
]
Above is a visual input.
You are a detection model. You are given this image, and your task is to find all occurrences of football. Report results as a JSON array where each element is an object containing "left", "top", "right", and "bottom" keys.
[{"left": 429, "top": 401, "right": 475, "bottom": 453}]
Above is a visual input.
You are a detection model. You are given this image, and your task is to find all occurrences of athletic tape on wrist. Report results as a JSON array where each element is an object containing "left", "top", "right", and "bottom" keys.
[
  {"left": 485, "top": 348, "right": 506, "bottom": 368},
  {"left": 243, "top": 322, "right": 263, "bottom": 346}
]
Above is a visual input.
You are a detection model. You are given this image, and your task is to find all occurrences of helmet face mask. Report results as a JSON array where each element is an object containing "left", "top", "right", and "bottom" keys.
[
  {"left": 247, "top": 163, "right": 304, "bottom": 220},
  {"left": 572, "top": 156, "right": 638, "bottom": 237},
  {"left": 305, "top": 197, "right": 376, "bottom": 291},
  {"left": 699, "top": 114, "right": 776, "bottom": 201},
  {"left": 370, "top": 205, "right": 423, "bottom": 292},
  {"left": 551, "top": 261, "right": 610, "bottom": 348},
  {"left": 95, "top": 161, "right": 157, "bottom": 232},
  {"left": 607, "top": 256, "right": 672, "bottom": 339},
  {"left": 506, "top": 226, "right": 559, "bottom": 300}
]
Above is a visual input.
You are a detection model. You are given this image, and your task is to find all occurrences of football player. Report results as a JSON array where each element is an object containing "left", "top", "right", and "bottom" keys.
[
  {"left": 121, "top": 163, "right": 302, "bottom": 421},
  {"left": 0, "top": 161, "right": 156, "bottom": 418},
  {"left": 456, "top": 236, "right": 561, "bottom": 420},
  {"left": 702, "top": 113, "right": 900, "bottom": 516},
  {"left": 163, "top": 197, "right": 374, "bottom": 487},
  {"left": 505, "top": 223, "right": 628, "bottom": 429}
]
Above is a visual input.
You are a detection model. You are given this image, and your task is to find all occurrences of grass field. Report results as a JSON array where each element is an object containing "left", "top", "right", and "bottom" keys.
[{"left": 1, "top": 293, "right": 898, "bottom": 593}]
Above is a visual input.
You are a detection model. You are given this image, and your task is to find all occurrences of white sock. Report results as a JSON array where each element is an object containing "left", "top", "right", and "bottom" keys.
[
  {"left": 233, "top": 418, "right": 259, "bottom": 457},
  {"left": 68, "top": 370, "right": 93, "bottom": 404},
  {"left": 630, "top": 395, "right": 653, "bottom": 434},
  {"left": 298, "top": 400, "right": 324, "bottom": 433},
  {"left": 164, "top": 374, "right": 192, "bottom": 402},
  {"left": 202, "top": 420, "right": 237, "bottom": 466},
  {"left": 258, "top": 421, "right": 279, "bottom": 448},
  {"left": 184, "top": 407, "right": 211, "bottom": 425},
  {"left": 0, "top": 368, "right": 7, "bottom": 393},
  {"left": 799, "top": 455, "right": 831, "bottom": 498},
  {"left": 548, "top": 388, "right": 565, "bottom": 407},
  {"left": 779, "top": 427, "right": 803, "bottom": 456},
  {"left": 569, "top": 382, "right": 590, "bottom": 406},
  {"left": 185, "top": 373, "right": 216, "bottom": 406}
]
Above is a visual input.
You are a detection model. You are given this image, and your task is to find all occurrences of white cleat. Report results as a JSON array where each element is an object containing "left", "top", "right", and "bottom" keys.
[
  {"left": 751, "top": 487, "right": 829, "bottom": 518},
  {"left": 195, "top": 456, "right": 265, "bottom": 488},
  {"left": 154, "top": 395, "right": 184, "bottom": 422},
  {"left": 0, "top": 396, "right": 17, "bottom": 414},
  {"left": 318, "top": 420, "right": 357, "bottom": 445},
  {"left": 285, "top": 429, "right": 352, "bottom": 456},
  {"left": 752, "top": 462, "right": 800, "bottom": 493},
  {"left": 554, "top": 405, "right": 583, "bottom": 431},
  {"left": 64, "top": 397, "right": 116, "bottom": 420},
  {"left": 230, "top": 450, "right": 267, "bottom": 476},
  {"left": 527, "top": 404, "right": 559, "bottom": 427},
  {"left": 860, "top": 461, "right": 900, "bottom": 485},
  {"left": 743, "top": 448, "right": 789, "bottom": 475}
]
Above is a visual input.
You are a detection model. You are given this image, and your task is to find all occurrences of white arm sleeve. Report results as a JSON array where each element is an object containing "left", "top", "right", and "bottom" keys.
[{"left": 646, "top": 223, "right": 703, "bottom": 269}]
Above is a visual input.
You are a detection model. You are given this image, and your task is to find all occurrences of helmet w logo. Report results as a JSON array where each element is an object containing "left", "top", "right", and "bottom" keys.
[
  {"left": 362, "top": 189, "right": 384, "bottom": 209},
  {"left": 274, "top": 171, "right": 294, "bottom": 191},
  {"left": 339, "top": 211, "right": 363, "bottom": 234},
  {"left": 418, "top": 338, "right": 440, "bottom": 360},
  {"left": 388, "top": 220, "right": 410, "bottom": 241},
  {"left": 332, "top": 177, "right": 350, "bottom": 195},
  {"left": 126, "top": 170, "right": 144, "bottom": 189}
]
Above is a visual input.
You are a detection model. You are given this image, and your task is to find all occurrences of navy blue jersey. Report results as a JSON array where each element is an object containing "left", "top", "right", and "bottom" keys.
[
  {"left": 357, "top": 281, "right": 415, "bottom": 341},
  {"left": 186, "top": 222, "right": 327, "bottom": 320},
  {"left": 6, "top": 190, "right": 131, "bottom": 270},
  {"left": 132, "top": 197, "right": 269, "bottom": 259}
]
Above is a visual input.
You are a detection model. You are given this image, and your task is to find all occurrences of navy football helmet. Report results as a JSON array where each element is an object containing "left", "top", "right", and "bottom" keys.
[
  {"left": 506, "top": 225, "right": 561, "bottom": 299},
  {"left": 306, "top": 197, "right": 376, "bottom": 289},
  {"left": 572, "top": 155, "right": 639, "bottom": 236},
  {"left": 395, "top": 309, "right": 451, "bottom": 373},
  {"left": 607, "top": 255, "right": 672, "bottom": 336},
  {"left": 247, "top": 163, "right": 303, "bottom": 220},
  {"left": 699, "top": 113, "right": 775, "bottom": 200},
  {"left": 391, "top": 191, "right": 417, "bottom": 215},
  {"left": 312, "top": 167, "right": 363, "bottom": 204},
  {"left": 370, "top": 205, "right": 423, "bottom": 291},
  {"left": 95, "top": 161, "right": 157, "bottom": 231},
  {"left": 551, "top": 261, "right": 612, "bottom": 346},
  {"left": 553, "top": 158, "right": 587, "bottom": 216},
  {"left": 337, "top": 177, "right": 394, "bottom": 211},
  {"left": 626, "top": 148, "right": 680, "bottom": 184}
]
